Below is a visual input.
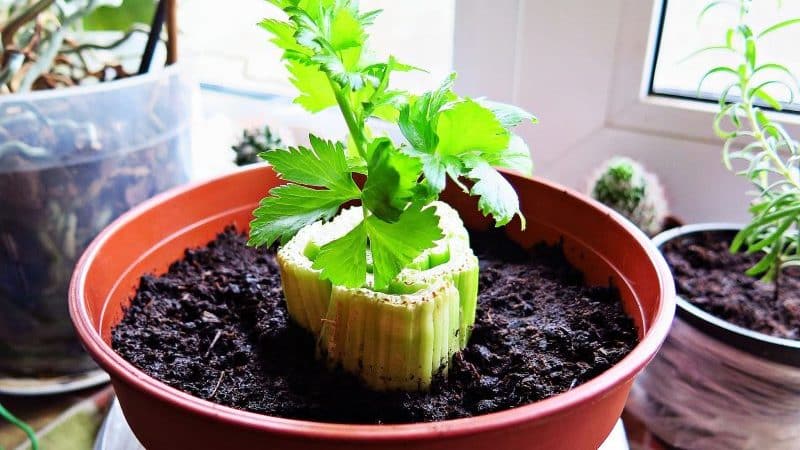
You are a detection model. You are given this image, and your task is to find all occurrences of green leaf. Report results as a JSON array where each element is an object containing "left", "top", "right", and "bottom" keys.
[
  {"left": 753, "top": 63, "right": 800, "bottom": 88},
  {"left": 259, "top": 135, "right": 359, "bottom": 195},
  {"left": 436, "top": 98, "right": 509, "bottom": 157},
  {"left": 678, "top": 45, "right": 735, "bottom": 64},
  {"left": 260, "top": 19, "right": 310, "bottom": 57},
  {"left": 697, "top": 0, "right": 738, "bottom": 24},
  {"left": 732, "top": 204, "right": 800, "bottom": 251},
  {"left": 477, "top": 99, "right": 538, "bottom": 128},
  {"left": 749, "top": 80, "right": 795, "bottom": 104},
  {"left": 249, "top": 184, "right": 358, "bottom": 247},
  {"left": 313, "top": 221, "right": 368, "bottom": 287},
  {"left": 482, "top": 134, "right": 533, "bottom": 175},
  {"left": 329, "top": 7, "right": 366, "bottom": 50},
  {"left": 465, "top": 161, "right": 524, "bottom": 227},
  {"left": 697, "top": 66, "right": 739, "bottom": 95},
  {"left": 362, "top": 139, "right": 423, "bottom": 222},
  {"left": 745, "top": 244, "right": 780, "bottom": 278},
  {"left": 286, "top": 60, "right": 339, "bottom": 112},
  {"left": 365, "top": 204, "right": 442, "bottom": 290},
  {"left": 745, "top": 37, "right": 756, "bottom": 69},
  {"left": 753, "top": 88, "right": 782, "bottom": 110},
  {"left": 83, "top": 0, "right": 155, "bottom": 31},
  {"left": 399, "top": 73, "right": 456, "bottom": 152},
  {"left": 758, "top": 17, "right": 800, "bottom": 38}
]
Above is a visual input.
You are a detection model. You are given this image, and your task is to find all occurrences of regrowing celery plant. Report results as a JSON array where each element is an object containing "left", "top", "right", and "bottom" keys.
[
  {"left": 696, "top": 0, "right": 800, "bottom": 290},
  {"left": 249, "top": 0, "right": 536, "bottom": 391}
]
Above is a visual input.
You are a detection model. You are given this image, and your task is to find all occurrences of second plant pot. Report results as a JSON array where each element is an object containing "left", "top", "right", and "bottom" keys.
[
  {"left": 627, "top": 223, "right": 800, "bottom": 450},
  {"left": 0, "top": 65, "right": 193, "bottom": 377}
]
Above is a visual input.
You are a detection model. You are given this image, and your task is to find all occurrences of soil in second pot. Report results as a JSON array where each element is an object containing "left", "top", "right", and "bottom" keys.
[
  {"left": 662, "top": 230, "right": 800, "bottom": 339},
  {"left": 112, "top": 228, "right": 638, "bottom": 424}
]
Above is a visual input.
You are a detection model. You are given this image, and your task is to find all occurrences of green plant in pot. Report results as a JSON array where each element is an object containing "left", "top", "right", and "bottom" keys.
[
  {"left": 66, "top": 1, "right": 675, "bottom": 449},
  {"left": 0, "top": 0, "right": 192, "bottom": 382},
  {"left": 629, "top": 1, "right": 800, "bottom": 448}
]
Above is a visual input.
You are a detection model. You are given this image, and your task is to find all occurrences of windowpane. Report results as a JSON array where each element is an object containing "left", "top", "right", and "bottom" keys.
[{"left": 650, "top": 0, "right": 800, "bottom": 111}]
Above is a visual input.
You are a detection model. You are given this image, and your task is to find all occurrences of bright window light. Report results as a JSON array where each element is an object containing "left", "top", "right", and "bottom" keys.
[{"left": 650, "top": 0, "right": 800, "bottom": 111}]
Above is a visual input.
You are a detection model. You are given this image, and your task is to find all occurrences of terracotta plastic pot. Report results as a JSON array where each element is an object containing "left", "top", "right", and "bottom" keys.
[{"left": 69, "top": 164, "right": 675, "bottom": 450}]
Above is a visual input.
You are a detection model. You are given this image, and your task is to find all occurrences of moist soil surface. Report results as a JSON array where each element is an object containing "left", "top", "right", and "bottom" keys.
[
  {"left": 112, "top": 228, "right": 638, "bottom": 424},
  {"left": 662, "top": 230, "right": 800, "bottom": 339}
]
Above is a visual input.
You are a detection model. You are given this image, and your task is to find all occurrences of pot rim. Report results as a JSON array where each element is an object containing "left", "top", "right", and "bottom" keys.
[
  {"left": 653, "top": 222, "right": 800, "bottom": 366},
  {"left": 69, "top": 164, "right": 676, "bottom": 441},
  {"left": 0, "top": 63, "right": 186, "bottom": 104}
]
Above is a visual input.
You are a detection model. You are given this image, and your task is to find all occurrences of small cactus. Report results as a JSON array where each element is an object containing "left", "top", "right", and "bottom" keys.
[
  {"left": 587, "top": 157, "right": 668, "bottom": 236},
  {"left": 231, "top": 125, "right": 283, "bottom": 166}
]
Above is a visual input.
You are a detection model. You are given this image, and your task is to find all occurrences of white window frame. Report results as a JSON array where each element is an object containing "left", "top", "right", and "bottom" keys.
[{"left": 608, "top": 0, "right": 800, "bottom": 142}]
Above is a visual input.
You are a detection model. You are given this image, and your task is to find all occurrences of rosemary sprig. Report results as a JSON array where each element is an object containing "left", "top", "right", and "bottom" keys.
[{"left": 696, "top": 0, "right": 800, "bottom": 284}]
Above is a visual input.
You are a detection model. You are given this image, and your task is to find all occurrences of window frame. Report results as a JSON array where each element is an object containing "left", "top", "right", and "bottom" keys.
[{"left": 607, "top": 0, "right": 800, "bottom": 145}]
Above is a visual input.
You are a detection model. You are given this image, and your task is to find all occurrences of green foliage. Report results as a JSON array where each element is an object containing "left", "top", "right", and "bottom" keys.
[
  {"left": 695, "top": 0, "right": 800, "bottom": 281},
  {"left": 250, "top": 0, "right": 536, "bottom": 289},
  {"left": 83, "top": 0, "right": 156, "bottom": 31}
]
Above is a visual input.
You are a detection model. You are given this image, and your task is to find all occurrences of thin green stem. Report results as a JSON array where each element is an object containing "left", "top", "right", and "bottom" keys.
[
  {"left": 743, "top": 100, "right": 800, "bottom": 190},
  {"left": 0, "top": 402, "right": 39, "bottom": 450},
  {"left": 329, "top": 78, "right": 367, "bottom": 160}
]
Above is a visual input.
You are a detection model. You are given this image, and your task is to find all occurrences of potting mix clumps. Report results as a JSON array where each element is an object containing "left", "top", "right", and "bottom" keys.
[{"left": 112, "top": 0, "right": 638, "bottom": 423}]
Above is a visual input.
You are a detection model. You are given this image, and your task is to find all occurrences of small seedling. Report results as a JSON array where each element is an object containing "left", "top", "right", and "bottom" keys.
[{"left": 249, "top": 0, "right": 536, "bottom": 390}]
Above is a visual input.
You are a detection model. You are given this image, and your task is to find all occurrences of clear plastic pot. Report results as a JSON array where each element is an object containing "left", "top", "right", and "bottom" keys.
[{"left": 0, "top": 65, "right": 193, "bottom": 376}]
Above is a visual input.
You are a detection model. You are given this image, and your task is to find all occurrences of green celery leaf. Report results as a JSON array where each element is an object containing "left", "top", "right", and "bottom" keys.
[
  {"left": 362, "top": 139, "right": 423, "bottom": 222},
  {"left": 436, "top": 98, "right": 510, "bottom": 157},
  {"left": 313, "top": 220, "right": 368, "bottom": 287},
  {"left": 329, "top": 7, "right": 366, "bottom": 50},
  {"left": 259, "top": 19, "right": 310, "bottom": 57},
  {"left": 399, "top": 146, "right": 447, "bottom": 193},
  {"left": 478, "top": 99, "right": 538, "bottom": 129},
  {"left": 286, "top": 60, "right": 338, "bottom": 112},
  {"left": 482, "top": 134, "right": 533, "bottom": 175},
  {"left": 259, "top": 135, "right": 359, "bottom": 195},
  {"left": 466, "top": 161, "right": 524, "bottom": 227},
  {"left": 249, "top": 184, "right": 358, "bottom": 247},
  {"left": 365, "top": 204, "right": 443, "bottom": 289},
  {"left": 398, "top": 73, "right": 457, "bottom": 152}
]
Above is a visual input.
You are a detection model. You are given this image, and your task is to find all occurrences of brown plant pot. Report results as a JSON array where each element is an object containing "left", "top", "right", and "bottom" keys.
[{"left": 69, "top": 164, "right": 675, "bottom": 449}]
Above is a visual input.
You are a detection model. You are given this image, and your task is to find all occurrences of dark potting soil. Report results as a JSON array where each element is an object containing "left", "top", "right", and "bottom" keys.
[
  {"left": 662, "top": 230, "right": 800, "bottom": 339},
  {"left": 112, "top": 228, "right": 638, "bottom": 424}
]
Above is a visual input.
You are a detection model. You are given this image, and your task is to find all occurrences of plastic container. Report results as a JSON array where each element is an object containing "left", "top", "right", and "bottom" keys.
[
  {"left": 627, "top": 223, "right": 800, "bottom": 450},
  {"left": 69, "top": 164, "right": 675, "bottom": 450},
  {"left": 0, "top": 65, "right": 193, "bottom": 376}
]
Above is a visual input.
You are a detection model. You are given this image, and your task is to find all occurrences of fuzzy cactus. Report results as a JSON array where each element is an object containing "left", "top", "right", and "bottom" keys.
[
  {"left": 587, "top": 157, "right": 668, "bottom": 236},
  {"left": 231, "top": 125, "right": 283, "bottom": 166}
]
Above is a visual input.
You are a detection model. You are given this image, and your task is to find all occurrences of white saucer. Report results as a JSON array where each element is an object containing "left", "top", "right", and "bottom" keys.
[{"left": 0, "top": 369, "right": 110, "bottom": 396}]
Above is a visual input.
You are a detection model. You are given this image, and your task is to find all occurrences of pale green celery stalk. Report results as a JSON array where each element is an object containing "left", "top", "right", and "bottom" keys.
[
  {"left": 320, "top": 279, "right": 459, "bottom": 390},
  {"left": 279, "top": 202, "right": 479, "bottom": 390},
  {"left": 277, "top": 207, "right": 363, "bottom": 334}
]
